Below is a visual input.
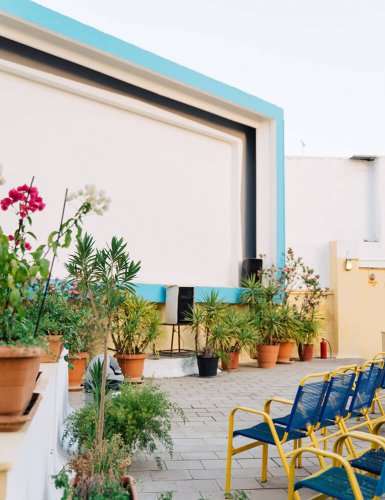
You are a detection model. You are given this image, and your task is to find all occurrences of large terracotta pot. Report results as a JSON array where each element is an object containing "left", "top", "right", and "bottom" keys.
[
  {"left": 257, "top": 344, "right": 279, "bottom": 368},
  {"left": 277, "top": 340, "right": 295, "bottom": 364},
  {"left": 298, "top": 343, "right": 314, "bottom": 362},
  {"left": 0, "top": 345, "right": 43, "bottom": 416},
  {"left": 68, "top": 352, "right": 89, "bottom": 391},
  {"left": 41, "top": 335, "right": 63, "bottom": 363},
  {"left": 221, "top": 352, "right": 239, "bottom": 371},
  {"left": 115, "top": 353, "right": 146, "bottom": 382}
]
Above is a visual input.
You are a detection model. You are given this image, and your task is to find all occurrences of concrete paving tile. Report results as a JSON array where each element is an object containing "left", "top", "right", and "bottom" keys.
[
  {"left": 175, "top": 479, "right": 221, "bottom": 492},
  {"left": 202, "top": 459, "right": 241, "bottom": 469},
  {"left": 151, "top": 469, "right": 192, "bottom": 480},
  {"left": 130, "top": 460, "right": 165, "bottom": 471},
  {"left": 139, "top": 494, "right": 158, "bottom": 500},
  {"left": 216, "top": 477, "right": 262, "bottom": 490},
  {"left": 181, "top": 452, "right": 218, "bottom": 460},
  {"left": 138, "top": 480, "right": 178, "bottom": 493},
  {"left": 165, "top": 460, "right": 204, "bottom": 470}
]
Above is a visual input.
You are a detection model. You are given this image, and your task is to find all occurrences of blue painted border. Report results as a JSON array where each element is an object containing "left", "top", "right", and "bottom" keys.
[
  {"left": 0, "top": 0, "right": 285, "bottom": 288},
  {"left": 135, "top": 284, "right": 242, "bottom": 304}
]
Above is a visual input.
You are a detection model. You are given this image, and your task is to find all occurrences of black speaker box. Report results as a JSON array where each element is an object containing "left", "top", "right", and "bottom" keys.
[
  {"left": 241, "top": 258, "right": 263, "bottom": 285},
  {"left": 165, "top": 286, "right": 194, "bottom": 324}
]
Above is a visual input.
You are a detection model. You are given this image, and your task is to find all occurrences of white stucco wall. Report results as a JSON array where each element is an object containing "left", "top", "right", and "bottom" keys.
[
  {"left": 286, "top": 156, "right": 385, "bottom": 286},
  {"left": 0, "top": 60, "right": 247, "bottom": 287}
]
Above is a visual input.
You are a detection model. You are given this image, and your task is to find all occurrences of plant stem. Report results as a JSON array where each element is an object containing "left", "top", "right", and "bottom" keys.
[{"left": 34, "top": 188, "right": 68, "bottom": 336}]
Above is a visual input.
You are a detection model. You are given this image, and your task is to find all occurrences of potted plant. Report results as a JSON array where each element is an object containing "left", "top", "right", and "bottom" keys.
[
  {"left": 276, "top": 305, "right": 301, "bottom": 364},
  {"left": 112, "top": 294, "right": 162, "bottom": 381},
  {"left": 62, "top": 302, "right": 94, "bottom": 391},
  {"left": 220, "top": 308, "right": 257, "bottom": 371},
  {"left": 186, "top": 291, "right": 227, "bottom": 377},
  {"left": 53, "top": 434, "right": 138, "bottom": 500},
  {"left": 241, "top": 275, "right": 283, "bottom": 368},
  {"left": 297, "top": 315, "right": 323, "bottom": 361},
  {"left": 0, "top": 176, "right": 98, "bottom": 418},
  {"left": 63, "top": 378, "right": 184, "bottom": 461}
]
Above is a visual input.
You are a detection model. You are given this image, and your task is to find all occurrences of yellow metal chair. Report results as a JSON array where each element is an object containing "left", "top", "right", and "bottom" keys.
[
  {"left": 288, "top": 432, "right": 385, "bottom": 500},
  {"left": 225, "top": 372, "right": 330, "bottom": 496}
]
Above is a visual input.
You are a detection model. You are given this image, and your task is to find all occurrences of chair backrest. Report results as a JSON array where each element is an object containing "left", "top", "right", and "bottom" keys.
[
  {"left": 286, "top": 373, "right": 329, "bottom": 433},
  {"left": 373, "top": 352, "right": 385, "bottom": 389},
  {"left": 375, "top": 460, "right": 385, "bottom": 497},
  {"left": 348, "top": 359, "right": 384, "bottom": 415},
  {"left": 317, "top": 368, "right": 357, "bottom": 427}
]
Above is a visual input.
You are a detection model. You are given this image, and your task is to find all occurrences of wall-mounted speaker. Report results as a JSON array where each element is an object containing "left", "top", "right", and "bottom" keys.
[
  {"left": 241, "top": 258, "right": 263, "bottom": 285},
  {"left": 165, "top": 286, "right": 194, "bottom": 324}
]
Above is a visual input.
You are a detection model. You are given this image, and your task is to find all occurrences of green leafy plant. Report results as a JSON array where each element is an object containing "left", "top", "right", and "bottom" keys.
[
  {"left": 63, "top": 381, "right": 184, "bottom": 459},
  {"left": 112, "top": 294, "right": 162, "bottom": 355},
  {"left": 53, "top": 435, "right": 131, "bottom": 499},
  {"left": 0, "top": 178, "right": 105, "bottom": 347},
  {"left": 185, "top": 290, "right": 227, "bottom": 358},
  {"left": 221, "top": 308, "right": 257, "bottom": 353},
  {"left": 65, "top": 233, "right": 141, "bottom": 448}
]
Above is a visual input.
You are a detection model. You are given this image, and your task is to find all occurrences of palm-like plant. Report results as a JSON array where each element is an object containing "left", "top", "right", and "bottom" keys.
[
  {"left": 185, "top": 291, "right": 227, "bottom": 358},
  {"left": 222, "top": 308, "right": 257, "bottom": 353},
  {"left": 66, "top": 233, "right": 141, "bottom": 448},
  {"left": 112, "top": 294, "right": 161, "bottom": 355}
]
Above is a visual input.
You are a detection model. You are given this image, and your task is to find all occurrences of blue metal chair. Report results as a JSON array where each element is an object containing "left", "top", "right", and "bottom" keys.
[
  {"left": 225, "top": 372, "right": 329, "bottom": 496},
  {"left": 288, "top": 431, "right": 385, "bottom": 500},
  {"left": 349, "top": 418, "right": 385, "bottom": 476},
  {"left": 371, "top": 352, "right": 385, "bottom": 416},
  {"left": 339, "top": 359, "right": 384, "bottom": 434}
]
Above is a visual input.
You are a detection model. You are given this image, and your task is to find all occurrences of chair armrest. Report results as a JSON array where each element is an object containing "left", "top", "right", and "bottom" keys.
[
  {"left": 264, "top": 397, "right": 294, "bottom": 414},
  {"left": 334, "top": 431, "right": 385, "bottom": 455},
  {"left": 288, "top": 447, "right": 363, "bottom": 500}
]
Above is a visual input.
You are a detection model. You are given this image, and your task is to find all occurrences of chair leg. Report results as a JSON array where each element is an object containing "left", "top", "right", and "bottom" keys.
[
  {"left": 309, "top": 432, "right": 327, "bottom": 469},
  {"left": 261, "top": 444, "right": 268, "bottom": 482},
  {"left": 322, "top": 427, "right": 328, "bottom": 450},
  {"left": 297, "top": 439, "right": 303, "bottom": 468},
  {"left": 225, "top": 413, "right": 235, "bottom": 496}
]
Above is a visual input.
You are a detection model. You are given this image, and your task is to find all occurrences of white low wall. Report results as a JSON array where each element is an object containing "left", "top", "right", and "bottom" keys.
[{"left": 0, "top": 355, "right": 71, "bottom": 500}]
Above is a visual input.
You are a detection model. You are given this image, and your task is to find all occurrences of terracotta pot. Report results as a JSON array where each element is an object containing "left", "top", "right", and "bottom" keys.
[
  {"left": 0, "top": 345, "right": 43, "bottom": 416},
  {"left": 41, "top": 335, "right": 63, "bottom": 363},
  {"left": 298, "top": 344, "right": 314, "bottom": 362},
  {"left": 70, "top": 475, "right": 138, "bottom": 500},
  {"left": 115, "top": 353, "right": 146, "bottom": 382},
  {"left": 221, "top": 352, "right": 239, "bottom": 371},
  {"left": 68, "top": 352, "right": 89, "bottom": 391},
  {"left": 257, "top": 344, "right": 279, "bottom": 368},
  {"left": 277, "top": 340, "right": 295, "bottom": 364}
]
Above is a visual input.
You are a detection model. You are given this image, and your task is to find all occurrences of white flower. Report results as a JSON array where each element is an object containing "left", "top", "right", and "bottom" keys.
[
  {"left": 0, "top": 164, "right": 6, "bottom": 186},
  {"left": 67, "top": 184, "right": 110, "bottom": 215}
]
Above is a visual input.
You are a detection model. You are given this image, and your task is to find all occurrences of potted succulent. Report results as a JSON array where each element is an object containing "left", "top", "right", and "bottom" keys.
[
  {"left": 62, "top": 303, "right": 94, "bottom": 391},
  {"left": 0, "top": 175, "right": 96, "bottom": 418},
  {"left": 186, "top": 291, "right": 227, "bottom": 377},
  {"left": 112, "top": 294, "right": 162, "bottom": 381},
  {"left": 220, "top": 308, "right": 257, "bottom": 371}
]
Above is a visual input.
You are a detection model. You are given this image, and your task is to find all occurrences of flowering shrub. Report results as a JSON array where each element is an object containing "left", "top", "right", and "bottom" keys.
[{"left": 0, "top": 175, "right": 108, "bottom": 346}]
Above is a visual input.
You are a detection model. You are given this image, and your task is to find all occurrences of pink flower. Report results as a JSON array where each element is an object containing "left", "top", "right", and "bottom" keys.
[
  {"left": 8, "top": 235, "right": 14, "bottom": 241},
  {"left": 25, "top": 242, "right": 32, "bottom": 251}
]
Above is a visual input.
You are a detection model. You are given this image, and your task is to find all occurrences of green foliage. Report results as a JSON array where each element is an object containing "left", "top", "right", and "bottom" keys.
[
  {"left": 112, "top": 294, "right": 162, "bottom": 355},
  {"left": 53, "top": 435, "right": 131, "bottom": 499},
  {"left": 63, "top": 381, "right": 185, "bottom": 458},
  {"left": 185, "top": 290, "right": 227, "bottom": 358},
  {"left": 221, "top": 308, "right": 258, "bottom": 353},
  {"left": 0, "top": 179, "right": 96, "bottom": 346}
]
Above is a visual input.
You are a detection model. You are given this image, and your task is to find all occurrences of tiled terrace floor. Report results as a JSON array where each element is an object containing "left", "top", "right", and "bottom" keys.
[{"left": 70, "top": 357, "right": 370, "bottom": 499}]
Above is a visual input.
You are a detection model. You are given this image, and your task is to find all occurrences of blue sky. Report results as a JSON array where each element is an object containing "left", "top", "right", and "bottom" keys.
[{"left": 36, "top": 0, "right": 385, "bottom": 157}]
